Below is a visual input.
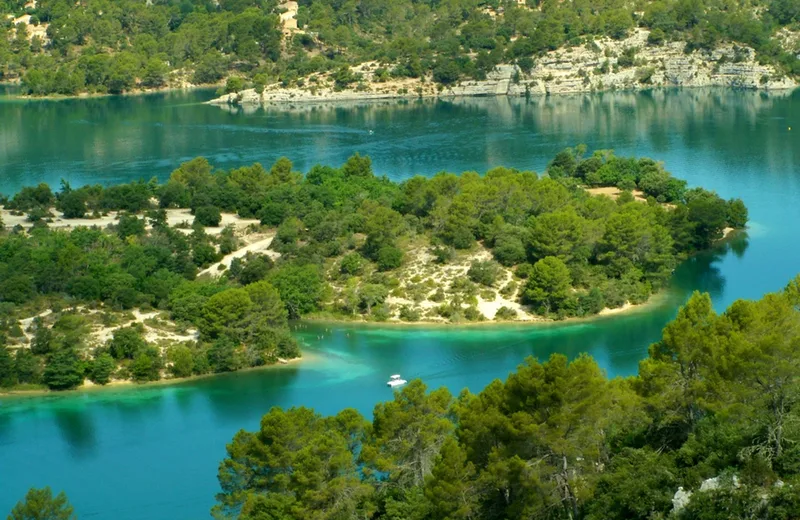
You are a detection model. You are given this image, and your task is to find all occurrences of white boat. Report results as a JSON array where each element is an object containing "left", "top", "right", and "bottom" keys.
[{"left": 387, "top": 374, "right": 407, "bottom": 387}]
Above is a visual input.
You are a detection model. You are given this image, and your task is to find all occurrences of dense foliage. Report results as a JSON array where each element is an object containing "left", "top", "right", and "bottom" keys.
[
  {"left": 214, "top": 279, "right": 800, "bottom": 519},
  {"left": 1, "top": 0, "right": 798, "bottom": 95},
  {"left": 0, "top": 148, "right": 743, "bottom": 391},
  {"left": 7, "top": 486, "right": 75, "bottom": 520}
]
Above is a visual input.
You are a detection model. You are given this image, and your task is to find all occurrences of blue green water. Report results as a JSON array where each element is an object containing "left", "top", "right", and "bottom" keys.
[{"left": 0, "top": 88, "right": 798, "bottom": 518}]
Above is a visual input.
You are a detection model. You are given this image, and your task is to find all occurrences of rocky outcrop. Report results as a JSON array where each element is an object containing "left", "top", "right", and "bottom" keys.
[{"left": 208, "top": 29, "right": 796, "bottom": 107}]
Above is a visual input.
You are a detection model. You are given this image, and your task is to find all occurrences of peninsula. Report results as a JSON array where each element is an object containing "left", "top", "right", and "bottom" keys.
[{"left": 0, "top": 148, "right": 746, "bottom": 393}]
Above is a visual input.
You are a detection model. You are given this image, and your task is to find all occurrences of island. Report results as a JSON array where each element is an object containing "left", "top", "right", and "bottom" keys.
[{"left": 0, "top": 147, "right": 746, "bottom": 393}]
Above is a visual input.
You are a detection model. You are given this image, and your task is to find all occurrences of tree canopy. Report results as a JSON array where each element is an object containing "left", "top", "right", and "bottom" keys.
[
  {"left": 212, "top": 276, "right": 800, "bottom": 520},
  {"left": 0, "top": 148, "right": 744, "bottom": 391},
  {"left": 1, "top": 0, "right": 798, "bottom": 96}
]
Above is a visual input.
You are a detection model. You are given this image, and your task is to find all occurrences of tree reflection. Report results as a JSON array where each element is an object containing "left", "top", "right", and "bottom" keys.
[{"left": 52, "top": 407, "right": 97, "bottom": 459}]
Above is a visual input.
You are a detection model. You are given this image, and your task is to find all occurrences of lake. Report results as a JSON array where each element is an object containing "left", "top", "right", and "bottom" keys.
[{"left": 0, "top": 88, "right": 799, "bottom": 519}]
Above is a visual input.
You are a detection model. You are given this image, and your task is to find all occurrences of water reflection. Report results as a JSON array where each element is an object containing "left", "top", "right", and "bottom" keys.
[
  {"left": 52, "top": 408, "right": 96, "bottom": 458},
  {"left": 193, "top": 367, "right": 301, "bottom": 422},
  {"left": 2, "top": 88, "right": 799, "bottom": 194}
]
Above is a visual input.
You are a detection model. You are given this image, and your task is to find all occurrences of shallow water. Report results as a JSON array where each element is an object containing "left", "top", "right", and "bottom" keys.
[{"left": 0, "top": 88, "right": 799, "bottom": 519}]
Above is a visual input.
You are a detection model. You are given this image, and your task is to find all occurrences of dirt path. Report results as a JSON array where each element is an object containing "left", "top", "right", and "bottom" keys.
[{"left": 197, "top": 234, "right": 279, "bottom": 278}]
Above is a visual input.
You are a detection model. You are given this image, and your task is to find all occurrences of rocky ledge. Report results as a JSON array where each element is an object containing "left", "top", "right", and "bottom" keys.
[{"left": 209, "top": 29, "right": 796, "bottom": 107}]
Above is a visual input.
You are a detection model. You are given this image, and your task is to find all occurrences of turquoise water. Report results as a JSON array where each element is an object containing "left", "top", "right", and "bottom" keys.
[{"left": 0, "top": 88, "right": 798, "bottom": 518}]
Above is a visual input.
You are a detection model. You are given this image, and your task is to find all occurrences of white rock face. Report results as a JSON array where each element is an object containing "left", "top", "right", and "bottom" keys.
[
  {"left": 672, "top": 486, "right": 693, "bottom": 513},
  {"left": 208, "top": 28, "right": 797, "bottom": 107}
]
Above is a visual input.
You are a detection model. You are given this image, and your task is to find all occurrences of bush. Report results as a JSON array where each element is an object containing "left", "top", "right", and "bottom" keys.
[
  {"left": 429, "top": 288, "right": 446, "bottom": 302},
  {"left": 377, "top": 246, "right": 403, "bottom": 271},
  {"left": 635, "top": 66, "right": 655, "bottom": 84},
  {"left": 516, "top": 263, "right": 535, "bottom": 279},
  {"left": 492, "top": 235, "right": 527, "bottom": 266},
  {"left": 194, "top": 206, "right": 222, "bottom": 227},
  {"left": 225, "top": 76, "right": 245, "bottom": 93},
  {"left": 727, "top": 198, "right": 748, "bottom": 228},
  {"left": 495, "top": 306, "right": 518, "bottom": 320},
  {"left": 432, "top": 60, "right": 461, "bottom": 85},
  {"left": 617, "top": 47, "right": 636, "bottom": 68},
  {"left": 90, "top": 353, "right": 116, "bottom": 384},
  {"left": 463, "top": 306, "right": 485, "bottom": 322},
  {"left": 431, "top": 246, "right": 455, "bottom": 264},
  {"left": 647, "top": 28, "right": 666, "bottom": 45},
  {"left": 468, "top": 260, "right": 502, "bottom": 287},
  {"left": 500, "top": 281, "right": 518, "bottom": 298},
  {"left": 398, "top": 305, "right": 421, "bottom": 322},
  {"left": 340, "top": 252, "right": 365, "bottom": 276}
]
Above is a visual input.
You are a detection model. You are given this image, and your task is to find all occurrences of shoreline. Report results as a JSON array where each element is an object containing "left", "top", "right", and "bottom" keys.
[
  {"left": 207, "top": 83, "right": 797, "bottom": 109},
  {"left": 0, "top": 292, "right": 673, "bottom": 399},
  {"left": 0, "top": 83, "right": 220, "bottom": 102},
  {"left": 0, "top": 354, "right": 306, "bottom": 400},
  {"left": 3, "top": 81, "right": 794, "bottom": 105},
  {"left": 299, "top": 290, "right": 673, "bottom": 329}
]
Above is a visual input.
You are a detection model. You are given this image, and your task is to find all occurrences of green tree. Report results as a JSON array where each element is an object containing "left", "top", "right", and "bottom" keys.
[
  {"left": 117, "top": 214, "right": 146, "bottom": 240},
  {"left": 243, "top": 281, "right": 287, "bottom": 329},
  {"left": 424, "top": 437, "right": 480, "bottom": 520},
  {"left": 686, "top": 189, "right": 729, "bottom": 248},
  {"left": 363, "top": 380, "right": 454, "bottom": 489},
  {"left": 359, "top": 283, "right": 388, "bottom": 315},
  {"left": 200, "top": 288, "right": 253, "bottom": 339},
  {"left": 340, "top": 252, "right": 365, "bottom": 275},
  {"left": 727, "top": 198, "right": 748, "bottom": 229},
  {"left": 467, "top": 260, "right": 501, "bottom": 287},
  {"left": 214, "top": 407, "right": 372, "bottom": 519},
  {"left": 8, "top": 487, "right": 75, "bottom": 520},
  {"left": 377, "top": 245, "right": 404, "bottom": 271},
  {"left": 167, "top": 345, "right": 194, "bottom": 378},
  {"left": 107, "top": 326, "right": 147, "bottom": 360},
  {"left": 90, "top": 352, "right": 116, "bottom": 385},
  {"left": 14, "top": 348, "right": 42, "bottom": 385},
  {"left": 0, "top": 345, "right": 16, "bottom": 388},
  {"left": 521, "top": 256, "right": 572, "bottom": 314},
  {"left": 638, "top": 291, "right": 719, "bottom": 445},
  {"left": 131, "top": 346, "right": 162, "bottom": 382},
  {"left": 43, "top": 347, "right": 83, "bottom": 390},
  {"left": 527, "top": 208, "right": 589, "bottom": 264},
  {"left": 194, "top": 205, "right": 222, "bottom": 227},
  {"left": 268, "top": 264, "right": 325, "bottom": 318},
  {"left": 58, "top": 190, "right": 87, "bottom": 219},
  {"left": 141, "top": 57, "right": 169, "bottom": 88}
]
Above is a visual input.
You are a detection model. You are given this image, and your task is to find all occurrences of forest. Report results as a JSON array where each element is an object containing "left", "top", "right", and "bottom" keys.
[
  {"left": 8, "top": 279, "right": 800, "bottom": 519},
  {"left": 0, "top": 148, "right": 745, "bottom": 392},
  {"left": 207, "top": 280, "right": 800, "bottom": 520},
  {"left": 1, "top": 0, "right": 799, "bottom": 95}
]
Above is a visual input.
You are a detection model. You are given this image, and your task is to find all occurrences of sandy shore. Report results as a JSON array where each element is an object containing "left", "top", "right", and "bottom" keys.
[
  {"left": 0, "top": 355, "right": 306, "bottom": 399},
  {"left": 1, "top": 83, "right": 219, "bottom": 102},
  {"left": 303, "top": 291, "right": 671, "bottom": 328}
]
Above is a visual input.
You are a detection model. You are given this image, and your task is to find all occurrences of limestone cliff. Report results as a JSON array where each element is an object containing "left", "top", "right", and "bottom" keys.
[{"left": 209, "top": 29, "right": 796, "bottom": 107}]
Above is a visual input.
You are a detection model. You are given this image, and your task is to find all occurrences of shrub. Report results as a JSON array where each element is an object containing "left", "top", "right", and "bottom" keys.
[
  {"left": 340, "top": 252, "right": 365, "bottom": 275},
  {"left": 432, "top": 246, "right": 455, "bottom": 264},
  {"left": 194, "top": 206, "right": 222, "bottom": 227},
  {"left": 493, "top": 235, "right": 527, "bottom": 266},
  {"left": 495, "top": 306, "right": 518, "bottom": 320},
  {"left": 647, "top": 28, "right": 666, "bottom": 45},
  {"left": 398, "top": 305, "right": 421, "bottom": 322},
  {"left": 468, "top": 260, "right": 502, "bottom": 287},
  {"left": 617, "top": 47, "right": 636, "bottom": 68},
  {"left": 429, "top": 288, "right": 446, "bottom": 302},
  {"left": 463, "top": 306, "right": 485, "bottom": 322},
  {"left": 377, "top": 246, "right": 403, "bottom": 271}
]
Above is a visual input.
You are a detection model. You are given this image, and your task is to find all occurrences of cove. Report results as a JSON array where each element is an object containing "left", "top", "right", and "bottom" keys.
[{"left": 1, "top": 88, "right": 799, "bottom": 519}]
